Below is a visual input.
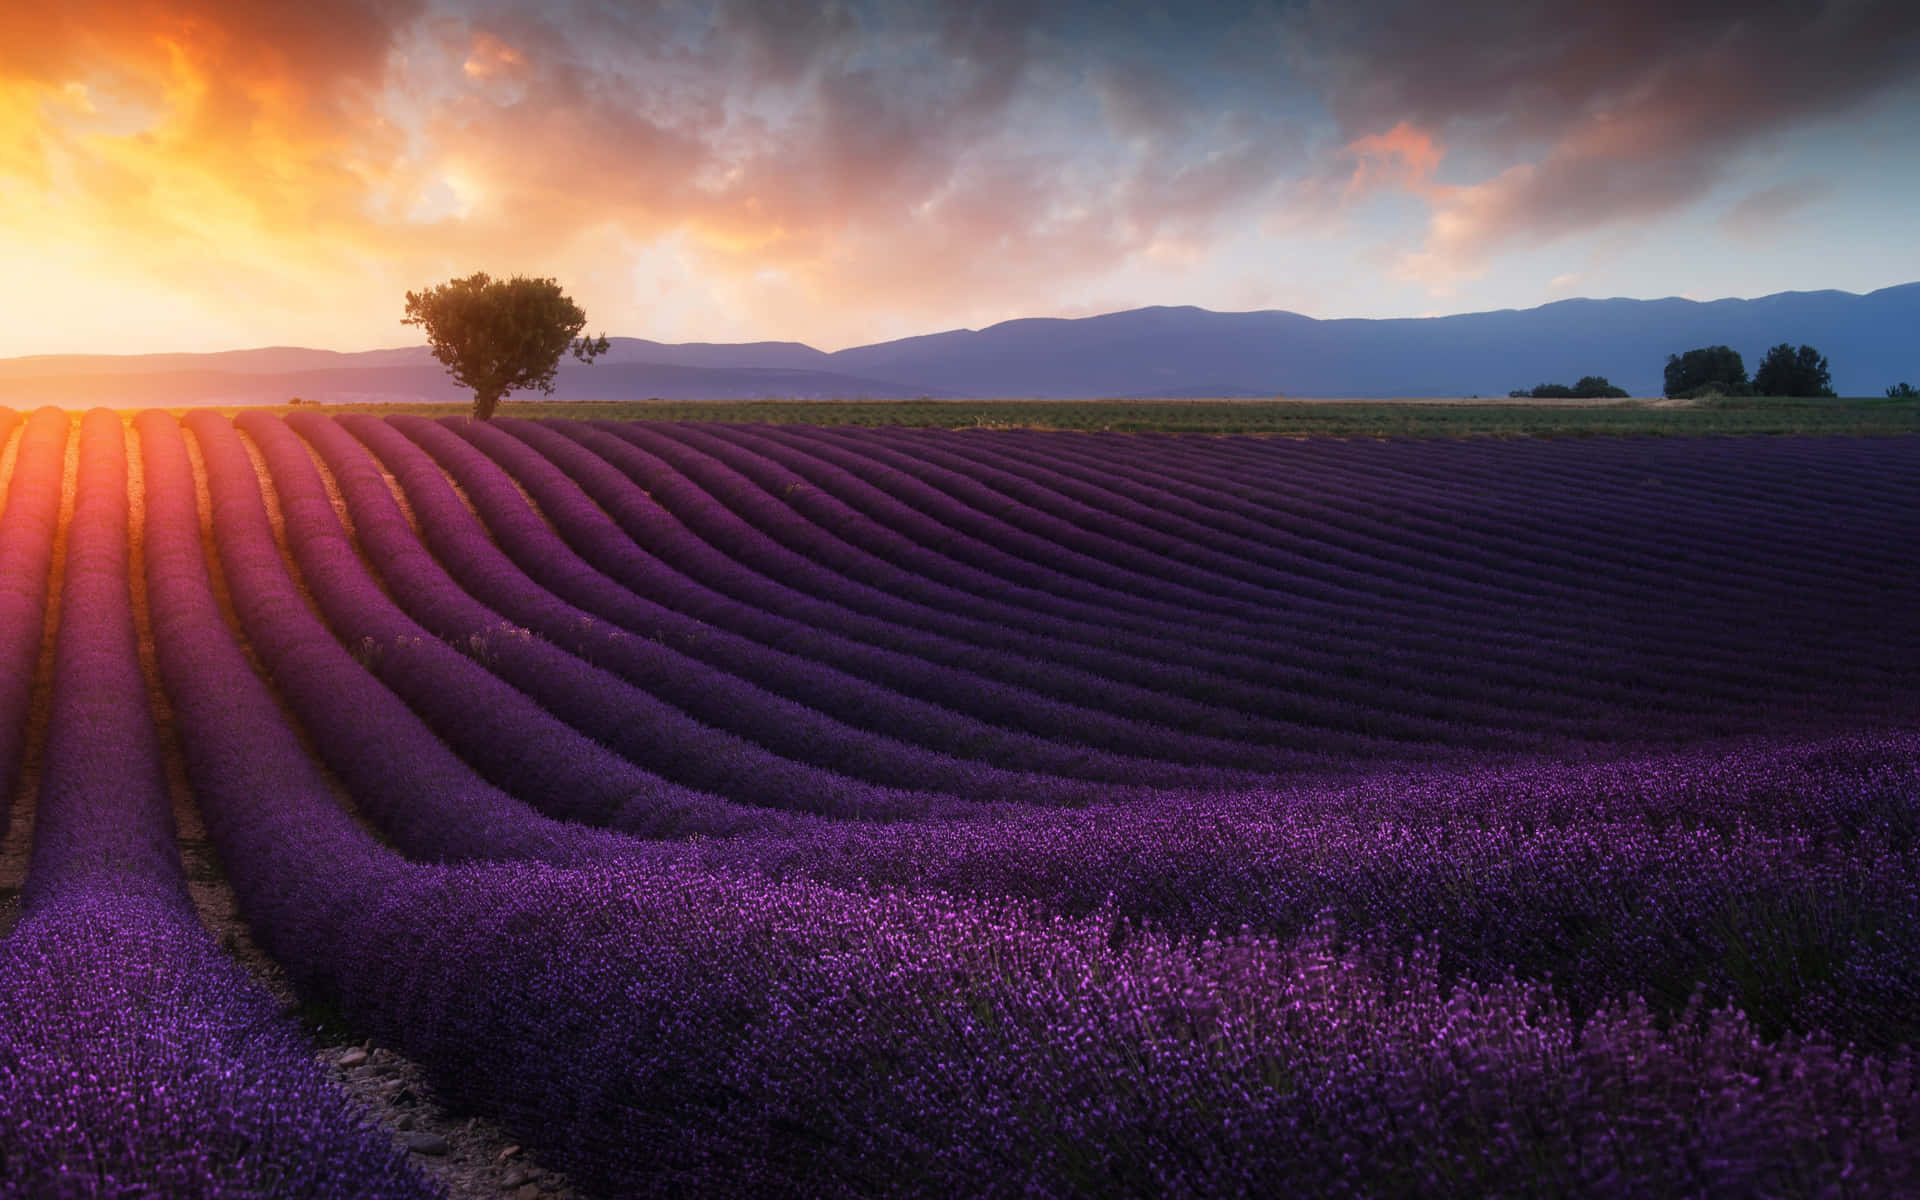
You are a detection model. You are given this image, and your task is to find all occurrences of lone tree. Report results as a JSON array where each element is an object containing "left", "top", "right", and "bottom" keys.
[
  {"left": 403, "top": 273, "right": 610, "bottom": 420},
  {"left": 1663, "top": 345, "right": 1749, "bottom": 399},
  {"left": 1753, "top": 343, "right": 1835, "bottom": 397}
]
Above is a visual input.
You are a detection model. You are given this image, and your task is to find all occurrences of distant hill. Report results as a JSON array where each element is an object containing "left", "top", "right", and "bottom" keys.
[
  {"left": 2, "top": 284, "right": 1913, "bottom": 404},
  {"left": 821, "top": 285, "right": 1919, "bottom": 398}
]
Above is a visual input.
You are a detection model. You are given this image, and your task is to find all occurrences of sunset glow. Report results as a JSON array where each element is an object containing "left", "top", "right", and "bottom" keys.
[{"left": 2, "top": 0, "right": 1916, "bottom": 356}]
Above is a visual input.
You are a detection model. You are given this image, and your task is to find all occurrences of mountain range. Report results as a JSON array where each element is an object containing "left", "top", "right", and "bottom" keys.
[{"left": 2, "top": 284, "right": 1913, "bottom": 405}]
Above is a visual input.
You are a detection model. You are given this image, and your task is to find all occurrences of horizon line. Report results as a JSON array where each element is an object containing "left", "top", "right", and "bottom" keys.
[{"left": 2, "top": 280, "right": 1912, "bottom": 364}]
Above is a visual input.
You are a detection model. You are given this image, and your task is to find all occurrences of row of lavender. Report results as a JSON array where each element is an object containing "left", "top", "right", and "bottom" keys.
[
  {"left": 0, "top": 406, "right": 1914, "bottom": 1194},
  {"left": 236, "top": 409, "right": 1920, "bottom": 817},
  {"left": 0, "top": 409, "right": 434, "bottom": 1197},
  {"left": 608, "top": 420, "right": 1918, "bottom": 732},
  {"left": 444, "top": 416, "right": 1920, "bottom": 757},
  {"left": 232, "top": 414, "right": 1920, "bottom": 1182},
  {"left": 207, "top": 411, "right": 1920, "bottom": 1190},
  {"left": 215, "top": 404, "right": 1920, "bottom": 849}
]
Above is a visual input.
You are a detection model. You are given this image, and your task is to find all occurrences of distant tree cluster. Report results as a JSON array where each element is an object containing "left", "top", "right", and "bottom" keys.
[
  {"left": 1886, "top": 382, "right": 1918, "bottom": 399},
  {"left": 1508, "top": 376, "right": 1630, "bottom": 400},
  {"left": 1753, "top": 344, "right": 1835, "bottom": 398},
  {"left": 1664, "top": 345, "right": 1751, "bottom": 399},
  {"left": 1664, "top": 343, "right": 1835, "bottom": 399}
]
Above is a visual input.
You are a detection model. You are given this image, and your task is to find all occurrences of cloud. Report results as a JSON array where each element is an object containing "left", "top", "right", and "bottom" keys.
[
  {"left": 0, "top": 0, "right": 1352, "bottom": 352},
  {"left": 1291, "top": 0, "right": 1920, "bottom": 146},
  {"left": 1288, "top": 0, "right": 1920, "bottom": 286},
  {"left": 1720, "top": 177, "right": 1834, "bottom": 239},
  {"left": 461, "top": 31, "right": 527, "bottom": 81},
  {"left": 1090, "top": 60, "right": 1187, "bottom": 143},
  {"left": 373, "top": 2, "right": 1312, "bottom": 342},
  {"left": 1341, "top": 122, "right": 1444, "bottom": 199},
  {"left": 0, "top": 3, "right": 418, "bottom": 225},
  {"left": 4, "top": 0, "right": 1913, "bottom": 353}
]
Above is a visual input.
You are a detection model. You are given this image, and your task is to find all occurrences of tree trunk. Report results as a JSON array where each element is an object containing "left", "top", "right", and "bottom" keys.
[{"left": 471, "top": 389, "right": 506, "bottom": 421}]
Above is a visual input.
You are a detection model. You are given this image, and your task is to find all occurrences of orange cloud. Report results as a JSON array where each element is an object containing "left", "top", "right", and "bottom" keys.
[
  {"left": 462, "top": 32, "right": 527, "bottom": 81},
  {"left": 1392, "top": 85, "right": 1730, "bottom": 288},
  {"left": 0, "top": 3, "right": 600, "bottom": 355},
  {"left": 0, "top": 3, "right": 1313, "bottom": 357},
  {"left": 1342, "top": 122, "right": 1445, "bottom": 199},
  {"left": 0, "top": 2, "right": 430, "bottom": 334},
  {"left": 1, "top": 0, "right": 1917, "bottom": 357},
  {"left": 2, "top": 1, "right": 1290, "bottom": 355}
]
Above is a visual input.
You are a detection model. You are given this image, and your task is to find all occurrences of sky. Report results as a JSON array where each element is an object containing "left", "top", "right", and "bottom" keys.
[{"left": 2, "top": 0, "right": 1917, "bottom": 357}]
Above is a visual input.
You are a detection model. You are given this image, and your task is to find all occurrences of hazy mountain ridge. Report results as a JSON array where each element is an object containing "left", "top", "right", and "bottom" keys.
[{"left": 3, "top": 284, "right": 1913, "bottom": 403}]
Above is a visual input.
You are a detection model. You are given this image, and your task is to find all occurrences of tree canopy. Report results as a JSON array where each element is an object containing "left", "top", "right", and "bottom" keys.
[
  {"left": 402, "top": 273, "right": 609, "bottom": 420},
  {"left": 1663, "top": 346, "right": 1750, "bottom": 399},
  {"left": 1509, "top": 375, "right": 1630, "bottom": 399},
  {"left": 1752, "top": 343, "right": 1835, "bottom": 398}
]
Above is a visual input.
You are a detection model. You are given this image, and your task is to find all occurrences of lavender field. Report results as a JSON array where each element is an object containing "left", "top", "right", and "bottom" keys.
[{"left": 2, "top": 406, "right": 1917, "bottom": 1197}]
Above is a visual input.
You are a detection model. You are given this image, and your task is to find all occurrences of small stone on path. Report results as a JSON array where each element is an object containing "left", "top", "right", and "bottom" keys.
[
  {"left": 402, "top": 1131, "right": 451, "bottom": 1156},
  {"left": 337, "top": 1047, "right": 368, "bottom": 1068}
]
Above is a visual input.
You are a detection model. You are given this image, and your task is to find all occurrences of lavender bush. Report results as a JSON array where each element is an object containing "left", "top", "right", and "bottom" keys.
[
  {"left": 340, "top": 412, "right": 1279, "bottom": 794},
  {"left": 2, "top": 408, "right": 1914, "bottom": 1195},
  {"left": 0, "top": 408, "right": 435, "bottom": 1198},
  {"left": 0, "top": 408, "right": 58, "bottom": 831},
  {"left": 475, "top": 415, "right": 1399, "bottom": 763}
]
